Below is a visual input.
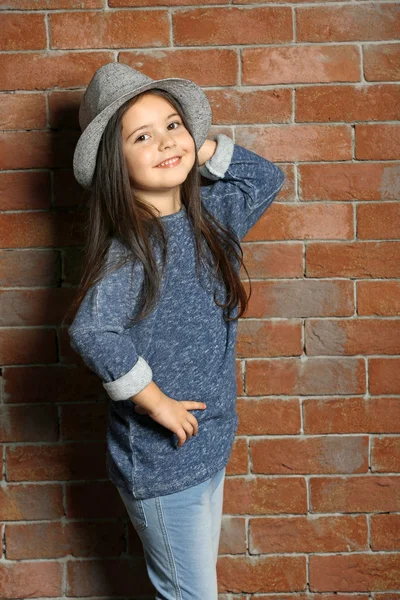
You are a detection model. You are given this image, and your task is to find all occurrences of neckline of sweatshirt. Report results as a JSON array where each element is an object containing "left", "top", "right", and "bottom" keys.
[{"left": 157, "top": 204, "right": 186, "bottom": 222}]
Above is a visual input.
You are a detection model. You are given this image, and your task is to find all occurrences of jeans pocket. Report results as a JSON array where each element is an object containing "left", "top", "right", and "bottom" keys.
[{"left": 117, "top": 487, "right": 148, "bottom": 532}]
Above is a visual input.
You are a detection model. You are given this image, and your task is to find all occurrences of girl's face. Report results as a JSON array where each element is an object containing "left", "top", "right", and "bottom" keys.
[{"left": 121, "top": 93, "right": 196, "bottom": 199}]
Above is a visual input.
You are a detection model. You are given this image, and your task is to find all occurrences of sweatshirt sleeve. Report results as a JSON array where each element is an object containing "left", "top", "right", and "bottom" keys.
[
  {"left": 67, "top": 255, "right": 152, "bottom": 402},
  {"left": 199, "top": 133, "right": 285, "bottom": 241}
]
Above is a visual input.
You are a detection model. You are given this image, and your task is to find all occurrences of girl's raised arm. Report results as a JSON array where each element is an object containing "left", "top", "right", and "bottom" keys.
[
  {"left": 68, "top": 257, "right": 152, "bottom": 402},
  {"left": 200, "top": 133, "right": 285, "bottom": 241}
]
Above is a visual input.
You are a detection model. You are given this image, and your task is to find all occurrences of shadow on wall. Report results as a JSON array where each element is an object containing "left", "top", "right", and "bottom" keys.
[{"left": 1, "top": 93, "right": 158, "bottom": 598}]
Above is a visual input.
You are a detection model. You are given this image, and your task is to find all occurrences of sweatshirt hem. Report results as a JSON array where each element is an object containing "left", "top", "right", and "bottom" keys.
[
  {"left": 109, "top": 455, "right": 231, "bottom": 500},
  {"left": 107, "top": 411, "right": 238, "bottom": 499}
]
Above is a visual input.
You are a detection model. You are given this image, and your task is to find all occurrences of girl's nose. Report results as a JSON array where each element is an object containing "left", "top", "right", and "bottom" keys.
[{"left": 159, "top": 131, "right": 176, "bottom": 149}]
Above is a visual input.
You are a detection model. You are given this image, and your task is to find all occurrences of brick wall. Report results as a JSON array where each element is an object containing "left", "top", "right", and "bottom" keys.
[{"left": 1, "top": 1, "right": 399, "bottom": 598}]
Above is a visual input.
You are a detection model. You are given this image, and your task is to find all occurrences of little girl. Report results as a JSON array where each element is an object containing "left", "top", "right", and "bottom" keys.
[{"left": 67, "top": 62, "right": 285, "bottom": 599}]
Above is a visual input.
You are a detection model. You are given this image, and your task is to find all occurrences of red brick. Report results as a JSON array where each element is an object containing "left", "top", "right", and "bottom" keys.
[
  {"left": 5, "top": 521, "right": 125, "bottom": 559},
  {"left": 206, "top": 88, "right": 291, "bottom": 124},
  {"left": 306, "top": 319, "right": 400, "bottom": 355},
  {"left": 246, "top": 357, "right": 365, "bottom": 396},
  {"left": 173, "top": 7, "right": 292, "bottom": 46},
  {"left": 241, "top": 242, "right": 303, "bottom": 278},
  {"left": 243, "top": 280, "right": 353, "bottom": 318},
  {"left": 372, "top": 437, "right": 400, "bottom": 473},
  {"left": 243, "top": 45, "right": 360, "bottom": 85},
  {"left": 0, "top": 212, "right": 82, "bottom": 248},
  {"left": 303, "top": 397, "right": 400, "bottom": 434},
  {"left": 217, "top": 555, "right": 306, "bottom": 594},
  {"left": 297, "top": 84, "right": 400, "bottom": 122},
  {"left": 227, "top": 438, "right": 248, "bottom": 475},
  {"left": 364, "top": 43, "right": 400, "bottom": 82},
  {"left": 371, "top": 514, "right": 400, "bottom": 550},
  {"left": 120, "top": 48, "right": 238, "bottom": 86},
  {"left": 309, "top": 553, "right": 400, "bottom": 592},
  {"left": 50, "top": 10, "right": 169, "bottom": 49},
  {"left": 356, "top": 124, "right": 400, "bottom": 160},
  {"left": 219, "top": 517, "right": 246, "bottom": 555},
  {"left": 0, "top": 485, "right": 63, "bottom": 521},
  {"left": 6, "top": 442, "right": 107, "bottom": 481},
  {"left": 298, "top": 162, "right": 400, "bottom": 201},
  {"left": 0, "top": 405, "right": 58, "bottom": 442},
  {"left": 369, "top": 358, "right": 400, "bottom": 395},
  {"left": 251, "top": 436, "right": 369, "bottom": 474},
  {"left": 358, "top": 203, "right": 400, "bottom": 239},
  {"left": 237, "top": 398, "right": 301, "bottom": 435},
  {"left": 0, "top": 172, "right": 51, "bottom": 210},
  {"left": 0, "top": 52, "right": 113, "bottom": 91},
  {"left": 0, "top": 562, "right": 62, "bottom": 598},
  {"left": 1, "top": 13, "right": 46, "bottom": 50},
  {"left": 307, "top": 242, "right": 400, "bottom": 278},
  {"left": 358, "top": 280, "right": 400, "bottom": 316},
  {"left": 0, "top": 93, "right": 46, "bottom": 129},
  {"left": 0, "top": 288, "right": 75, "bottom": 326},
  {"left": 0, "top": 249, "right": 58, "bottom": 286},
  {"left": 223, "top": 476, "right": 307, "bottom": 515},
  {"left": 0, "top": 329, "right": 57, "bottom": 365},
  {"left": 297, "top": 4, "right": 400, "bottom": 43},
  {"left": 310, "top": 476, "right": 400, "bottom": 513},
  {"left": 237, "top": 319, "right": 302, "bottom": 357},
  {"left": 215, "top": 596, "right": 247, "bottom": 600},
  {"left": 112, "top": 0, "right": 226, "bottom": 5},
  {"left": 244, "top": 202, "right": 354, "bottom": 242},
  {"left": 4, "top": 0, "right": 100, "bottom": 7},
  {"left": 236, "top": 125, "right": 352, "bottom": 162},
  {"left": 236, "top": 359, "right": 244, "bottom": 396},
  {"left": 249, "top": 515, "right": 368, "bottom": 553},
  {"left": 0, "top": 131, "right": 77, "bottom": 170}
]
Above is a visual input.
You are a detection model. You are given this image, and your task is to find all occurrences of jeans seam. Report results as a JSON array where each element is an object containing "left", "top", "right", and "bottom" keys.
[
  {"left": 156, "top": 496, "right": 183, "bottom": 600},
  {"left": 137, "top": 499, "right": 147, "bottom": 530}
]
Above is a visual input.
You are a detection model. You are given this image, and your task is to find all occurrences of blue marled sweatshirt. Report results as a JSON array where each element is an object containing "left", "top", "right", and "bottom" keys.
[{"left": 68, "top": 133, "right": 285, "bottom": 499}]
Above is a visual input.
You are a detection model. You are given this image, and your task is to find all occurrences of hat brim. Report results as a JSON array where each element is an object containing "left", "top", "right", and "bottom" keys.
[{"left": 73, "top": 77, "right": 212, "bottom": 190}]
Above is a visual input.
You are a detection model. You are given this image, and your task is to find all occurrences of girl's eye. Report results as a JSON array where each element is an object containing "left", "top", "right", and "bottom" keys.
[
  {"left": 168, "top": 121, "right": 181, "bottom": 130},
  {"left": 135, "top": 121, "right": 181, "bottom": 143}
]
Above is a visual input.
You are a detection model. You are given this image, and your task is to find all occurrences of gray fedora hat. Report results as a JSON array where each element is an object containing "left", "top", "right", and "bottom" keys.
[{"left": 73, "top": 62, "right": 213, "bottom": 190}]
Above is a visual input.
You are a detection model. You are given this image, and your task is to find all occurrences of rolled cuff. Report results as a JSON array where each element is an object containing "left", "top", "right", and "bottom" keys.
[
  {"left": 199, "top": 133, "right": 235, "bottom": 181},
  {"left": 102, "top": 356, "right": 153, "bottom": 401}
]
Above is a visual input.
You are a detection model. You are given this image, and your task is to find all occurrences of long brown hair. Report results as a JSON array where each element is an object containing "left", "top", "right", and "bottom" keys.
[{"left": 65, "top": 89, "right": 251, "bottom": 327}]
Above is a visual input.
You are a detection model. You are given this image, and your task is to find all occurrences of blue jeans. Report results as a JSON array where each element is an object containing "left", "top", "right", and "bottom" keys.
[{"left": 117, "top": 465, "right": 226, "bottom": 600}]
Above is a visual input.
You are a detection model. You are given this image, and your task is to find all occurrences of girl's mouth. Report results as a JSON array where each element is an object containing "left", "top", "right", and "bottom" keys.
[{"left": 156, "top": 156, "right": 182, "bottom": 168}]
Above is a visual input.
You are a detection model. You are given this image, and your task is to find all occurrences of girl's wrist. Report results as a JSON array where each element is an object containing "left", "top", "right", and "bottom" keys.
[{"left": 197, "top": 139, "right": 217, "bottom": 167}]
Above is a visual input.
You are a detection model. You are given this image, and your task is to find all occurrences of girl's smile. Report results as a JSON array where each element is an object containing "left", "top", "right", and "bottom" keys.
[{"left": 156, "top": 156, "right": 182, "bottom": 168}]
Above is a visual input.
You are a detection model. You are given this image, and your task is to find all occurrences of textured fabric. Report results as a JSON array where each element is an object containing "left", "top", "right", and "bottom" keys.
[{"left": 68, "top": 133, "right": 285, "bottom": 499}]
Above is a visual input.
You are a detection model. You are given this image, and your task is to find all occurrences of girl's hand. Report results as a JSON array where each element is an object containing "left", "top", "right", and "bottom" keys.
[{"left": 134, "top": 395, "right": 207, "bottom": 447}]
